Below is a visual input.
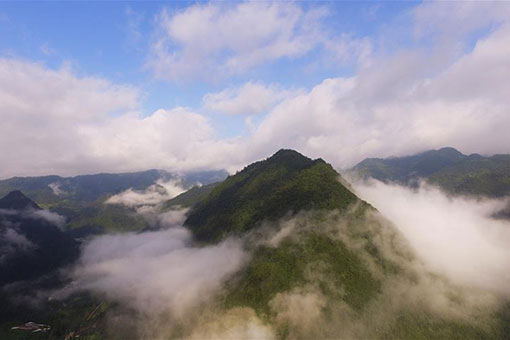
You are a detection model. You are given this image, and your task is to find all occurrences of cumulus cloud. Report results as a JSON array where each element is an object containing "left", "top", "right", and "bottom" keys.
[
  {"left": 146, "top": 2, "right": 368, "bottom": 81},
  {"left": 105, "top": 179, "right": 185, "bottom": 209},
  {"left": 0, "top": 58, "right": 139, "bottom": 178},
  {"left": 236, "top": 26, "right": 508, "bottom": 167},
  {"left": 0, "top": 59, "right": 237, "bottom": 178},
  {"left": 60, "top": 226, "right": 248, "bottom": 317},
  {"left": 352, "top": 179, "right": 510, "bottom": 296},
  {"left": 203, "top": 81, "right": 301, "bottom": 115}
]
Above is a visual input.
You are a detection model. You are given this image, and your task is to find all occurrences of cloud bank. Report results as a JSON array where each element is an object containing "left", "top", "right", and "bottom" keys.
[
  {"left": 353, "top": 180, "right": 510, "bottom": 296},
  {"left": 61, "top": 226, "right": 247, "bottom": 318},
  {"left": 105, "top": 179, "right": 186, "bottom": 209}
]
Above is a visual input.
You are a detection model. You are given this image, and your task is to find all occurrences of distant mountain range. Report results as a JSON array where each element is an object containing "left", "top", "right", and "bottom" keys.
[
  {"left": 0, "top": 169, "right": 228, "bottom": 233},
  {"left": 0, "top": 169, "right": 228, "bottom": 204},
  {"left": 351, "top": 147, "right": 510, "bottom": 197}
]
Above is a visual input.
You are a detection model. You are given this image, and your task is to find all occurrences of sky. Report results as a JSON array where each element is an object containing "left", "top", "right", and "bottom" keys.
[{"left": 0, "top": 1, "right": 509, "bottom": 178}]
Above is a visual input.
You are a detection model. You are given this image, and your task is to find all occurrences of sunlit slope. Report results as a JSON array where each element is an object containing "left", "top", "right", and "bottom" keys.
[{"left": 185, "top": 149, "right": 358, "bottom": 242}]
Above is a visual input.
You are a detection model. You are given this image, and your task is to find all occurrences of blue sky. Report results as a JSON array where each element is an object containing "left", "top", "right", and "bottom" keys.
[
  {"left": 0, "top": 1, "right": 509, "bottom": 177},
  {"left": 0, "top": 1, "right": 414, "bottom": 127}
]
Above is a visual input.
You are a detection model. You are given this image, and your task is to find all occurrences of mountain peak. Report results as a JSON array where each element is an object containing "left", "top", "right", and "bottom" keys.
[
  {"left": 238, "top": 149, "right": 326, "bottom": 176},
  {"left": 263, "top": 149, "right": 316, "bottom": 169},
  {"left": 0, "top": 190, "right": 40, "bottom": 210},
  {"left": 272, "top": 148, "right": 307, "bottom": 158},
  {"left": 185, "top": 150, "right": 358, "bottom": 242},
  {"left": 433, "top": 147, "right": 464, "bottom": 158}
]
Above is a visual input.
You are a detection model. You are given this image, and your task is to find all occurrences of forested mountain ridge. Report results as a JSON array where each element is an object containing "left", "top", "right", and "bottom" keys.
[
  {"left": 184, "top": 149, "right": 359, "bottom": 242},
  {"left": 0, "top": 169, "right": 228, "bottom": 233},
  {"left": 352, "top": 147, "right": 510, "bottom": 197},
  {"left": 0, "top": 169, "right": 228, "bottom": 204}
]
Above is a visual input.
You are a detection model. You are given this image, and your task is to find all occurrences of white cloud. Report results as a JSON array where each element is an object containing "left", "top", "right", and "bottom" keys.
[
  {"left": 352, "top": 180, "right": 510, "bottom": 296},
  {"left": 27, "top": 209, "right": 66, "bottom": 229},
  {"left": 0, "top": 207, "right": 67, "bottom": 230},
  {"left": 60, "top": 226, "right": 248, "bottom": 317},
  {"left": 79, "top": 107, "right": 239, "bottom": 174},
  {"left": 413, "top": 1, "right": 510, "bottom": 40},
  {"left": 240, "top": 23, "right": 510, "bottom": 167},
  {"left": 0, "top": 58, "right": 238, "bottom": 178},
  {"left": 105, "top": 179, "right": 186, "bottom": 208},
  {"left": 203, "top": 81, "right": 301, "bottom": 115},
  {"left": 1, "top": 2, "right": 510, "bottom": 178},
  {"left": 0, "top": 58, "right": 140, "bottom": 178},
  {"left": 146, "top": 2, "right": 367, "bottom": 81},
  {"left": 157, "top": 209, "right": 188, "bottom": 227}
]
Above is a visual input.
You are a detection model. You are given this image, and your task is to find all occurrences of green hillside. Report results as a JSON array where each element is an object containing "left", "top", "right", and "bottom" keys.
[{"left": 185, "top": 149, "right": 358, "bottom": 242}]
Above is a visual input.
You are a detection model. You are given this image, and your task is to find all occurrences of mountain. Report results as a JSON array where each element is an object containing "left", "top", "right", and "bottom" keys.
[
  {"left": 0, "top": 191, "right": 91, "bottom": 340},
  {"left": 180, "top": 149, "right": 508, "bottom": 339},
  {"left": 185, "top": 149, "right": 358, "bottom": 242},
  {"left": 163, "top": 182, "right": 219, "bottom": 210},
  {"left": 2, "top": 151, "right": 508, "bottom": 339},
  {"left": 352, "top": 147, "right": 510, "bottom": 197},
  {"left": 0, "top": 190, "right": 40, "bottom": 210},
  {"left": 0, "top": 169, "right": 228, "bottom": 204},
  {"left": 0, "top": 169, "right": 228, "bottom": 233},
  {"left": 0, "top": 191, "right": 79, "bottom": 286}
]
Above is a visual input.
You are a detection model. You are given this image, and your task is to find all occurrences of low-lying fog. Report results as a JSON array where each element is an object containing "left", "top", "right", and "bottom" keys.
[
  {"left": 352, "top": 179, "right": 510, "bottom": 296},
  {"left": 59, "top": 212, "right": 247, "bottom": 318}
]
